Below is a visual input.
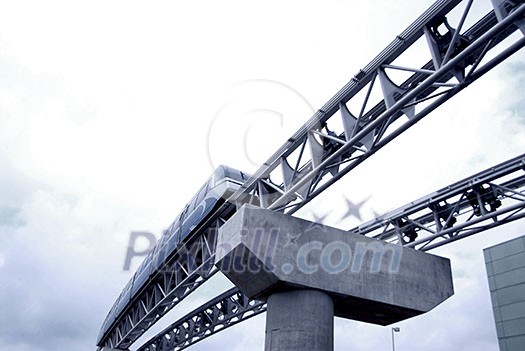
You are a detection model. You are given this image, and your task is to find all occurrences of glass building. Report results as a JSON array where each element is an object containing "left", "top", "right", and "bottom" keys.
[{"left": 484, "top": 235, "right": 525, "bottom": 351}]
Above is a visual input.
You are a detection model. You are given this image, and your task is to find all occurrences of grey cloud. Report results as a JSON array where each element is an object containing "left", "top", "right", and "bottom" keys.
[
  {"left": 0, "top": 1, "right": 524, "bottom": 351},
  {"left": 0, "top": 232, "right": 108, "bottom": 351},
  {"left": 0, "top": 177, "right": 133, "bottom": 351},
  {"left": 0, "top": 206, "right": 23, "bottom": 227}
]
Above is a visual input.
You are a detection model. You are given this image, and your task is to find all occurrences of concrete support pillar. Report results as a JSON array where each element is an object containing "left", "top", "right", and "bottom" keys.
[
  {"left": 265, "top": 289, "right": 334, "bottom": 351},
  {"left": 216, "top": 205, "right": 453, "bottom": 349}
]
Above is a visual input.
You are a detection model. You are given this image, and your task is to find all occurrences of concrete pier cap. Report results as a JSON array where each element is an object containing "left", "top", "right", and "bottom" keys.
[{"left": 215, "top": 205, "right": 454, "bottom": 325}]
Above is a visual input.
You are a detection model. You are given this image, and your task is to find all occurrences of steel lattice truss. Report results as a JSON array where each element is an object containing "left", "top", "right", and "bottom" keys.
[
  {"left": 230, "top": 0, "right": 525, "bottom": 216},
  {"left": 136, "top": 153, "right": 525, "bottom": 351},
  {"left": 100, "top": 219, "right": 224, "bottom": 350},
  {"left": 136, "top": 288, "right": 266, "bottom": 351},
  {"left": 98, "top": 0, "right": 525, "bottom": 349},
  {"left": 350, "top": 154, "right": 525, "bottom": 250}
]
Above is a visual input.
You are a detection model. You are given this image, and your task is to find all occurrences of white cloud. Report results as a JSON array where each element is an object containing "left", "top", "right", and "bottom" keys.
[{"left": 0, "top": 0, "right": 524, "bottom": 350}]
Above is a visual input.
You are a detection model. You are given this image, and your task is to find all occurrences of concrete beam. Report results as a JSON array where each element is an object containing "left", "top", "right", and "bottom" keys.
[{"left": 215, "top": 205, "right": 454, "bottom": 325}]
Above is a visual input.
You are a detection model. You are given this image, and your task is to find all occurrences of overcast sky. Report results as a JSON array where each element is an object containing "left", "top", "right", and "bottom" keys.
[{"left": 1, "top": 0, "right": 524, "bottom": 350}]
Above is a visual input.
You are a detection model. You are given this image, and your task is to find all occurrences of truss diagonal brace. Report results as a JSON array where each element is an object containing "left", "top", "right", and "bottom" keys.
[{"left": 136, "top": 288, "right": 266, "bottom": 351}]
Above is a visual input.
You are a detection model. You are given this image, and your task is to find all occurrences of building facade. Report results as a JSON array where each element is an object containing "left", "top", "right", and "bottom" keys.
[{"left": 484, "top": 235, "right": 525, "bottom": 351}]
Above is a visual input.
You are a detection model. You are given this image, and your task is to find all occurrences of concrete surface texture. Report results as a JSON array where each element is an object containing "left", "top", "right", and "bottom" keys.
[
  {"left": 215, "top": 204, "right": 454, "bottom": 325},
  {"left": 265, "top": 289, "right": 333, "bottom": 351}
]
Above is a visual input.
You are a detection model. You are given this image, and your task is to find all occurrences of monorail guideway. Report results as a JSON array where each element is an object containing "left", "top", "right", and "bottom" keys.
[{"left": 97, "top": 0, "right": 525, "bottom": 349}]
